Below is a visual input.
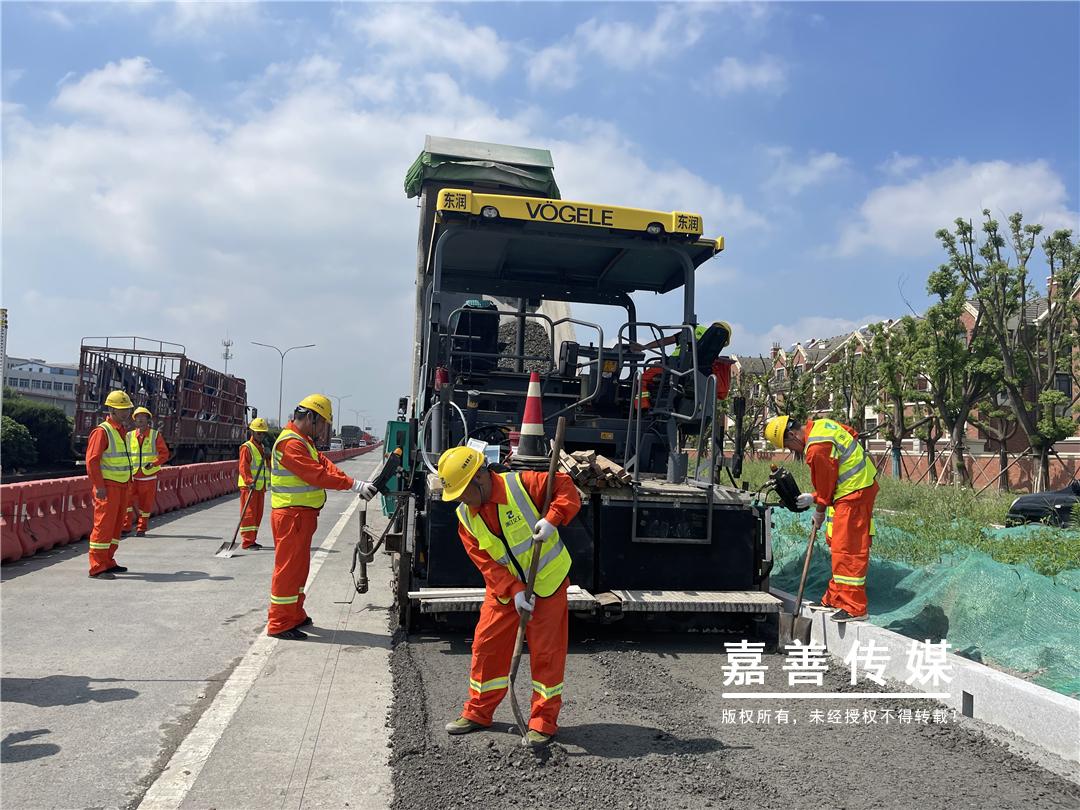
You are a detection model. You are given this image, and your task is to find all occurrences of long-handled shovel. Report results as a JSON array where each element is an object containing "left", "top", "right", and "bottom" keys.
[
  {"left": 507, "top": 416, "right": 567, "bottom": 746},
  {"left": 215, "top": 456, "right": 266, "bottom": 558},
  {"left": 778, "top": 523, "right": 819, "bottom": 645}
]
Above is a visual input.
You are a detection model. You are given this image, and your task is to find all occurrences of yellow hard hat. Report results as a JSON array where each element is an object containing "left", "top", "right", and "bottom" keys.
[
  {"left": 249, "top": 418, "right": 269, "bottom": 433},
  {"left": 104, "top": 390, "right": 134, "bottom": 410},
  {"left": 438, "top": 446, "right": 484, "bottom": 502},
  {"left": 132, "top": 407, "right": 152, "bottom": 418},
  {"left": 764, "top": 415, "right": 790, "bottom": 450},
  {"left": 297, "top": 394, "right": 332, "bottom": 423}
]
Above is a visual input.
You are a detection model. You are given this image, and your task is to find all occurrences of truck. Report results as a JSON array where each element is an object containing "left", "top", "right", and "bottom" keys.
[
  {"left": 340, "top": 424, "right": 363, "bottom": 448},
  {"left": 375, "top": 136, "right": 780, "bottom": 638},
  {"left": 74, "top": 337, "right": 249, "bottom": 463}
]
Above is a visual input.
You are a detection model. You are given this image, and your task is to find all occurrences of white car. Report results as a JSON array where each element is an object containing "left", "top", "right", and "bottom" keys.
[{"left": 329, "top": 439, "right": 344, "bottom": 451}]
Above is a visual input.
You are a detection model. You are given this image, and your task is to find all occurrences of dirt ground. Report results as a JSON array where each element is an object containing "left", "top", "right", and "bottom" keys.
[{"left": 389, "top": 626, "right": 1080, "bottom": 810}]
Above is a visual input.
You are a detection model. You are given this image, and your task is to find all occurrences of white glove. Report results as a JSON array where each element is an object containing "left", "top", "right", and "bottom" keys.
[
  {"left": 352, "top": 480, "right": 378, "bottom": 500},
  {"left": 513, "top": 591, "right": 536, "bottom": 618},
  {"left": 533, "top": 518, "right": 556, "bottom": 542},
  {"left": 811, "top": 509, "right": 826, "bottom": 533},
  {"left": 795, "top": 492, "right": 815, "bottom": 510}
]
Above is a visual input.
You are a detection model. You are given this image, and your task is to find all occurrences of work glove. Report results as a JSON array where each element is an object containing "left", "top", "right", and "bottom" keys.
[
  {"left": 352, "top": 479, "right": 378, "bottom": 500},
  {"left": 532, "top": 518, "right": 556, "bottom": 542},
  {"left": 513, "top": 591, "right": 536, "bottom": 618},
  {"left": 811, "top": 509, "right": 826, "bottom": 534},
  {"left": 795, "top": 492, "right": 815, "bottom": 510}
]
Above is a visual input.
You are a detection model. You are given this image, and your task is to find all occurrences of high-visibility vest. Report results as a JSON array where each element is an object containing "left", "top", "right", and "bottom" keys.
[
  {"left": 455, "top": 471, "right": 571, "bottom": 598},
  {"left": 128, "top": 428, "right": 162, "bottom": 478},
  {"left": 98, "top": 420, "right": 132, "bottom": 484},
  {"left": 270, "top": 429, "right": 326, "bottom": 509},
  {"left": 805, "top": 419, "right": 876, "bottom": 501},
  {"left": 238, "top": 440, "right": 268, "bottom": 490},
  {"left": 671, "top": 324, "right": 709, "bottom": 358}
]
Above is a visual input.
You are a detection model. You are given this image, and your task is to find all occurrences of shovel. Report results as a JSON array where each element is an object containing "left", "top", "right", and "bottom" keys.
[
  {"left": 778, "top": 524, "right": 819, "bottom": 645},
  {"left": 507, "top": 415, "right": 567, "bottom": 746},
  {"left": 215, "top": 455, "right": 266, "bottom": 558}
]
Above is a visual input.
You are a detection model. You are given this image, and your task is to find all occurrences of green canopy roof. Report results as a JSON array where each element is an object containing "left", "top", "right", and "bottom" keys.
[{"left": 405, "top": 135, "right": 560, "bottom": 200}]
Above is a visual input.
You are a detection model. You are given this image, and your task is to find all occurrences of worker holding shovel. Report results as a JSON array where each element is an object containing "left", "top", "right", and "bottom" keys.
[
  {"left": 437, "top": 444, "right": 580, "bottom": 748},
  {"left": 765, "top": 415, "right": 879, "bottom": 623},
  {"left": 237, "top": 418, "right": 270, "bottom": 550}
]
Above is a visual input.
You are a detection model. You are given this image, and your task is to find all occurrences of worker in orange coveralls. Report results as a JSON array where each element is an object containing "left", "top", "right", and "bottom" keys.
[
  {"left": 237, "top": 417, "right": 271, "bottom": 550},
  {"left": 267, "top": 395, "right": 378, "bottom": 639},
  {"left": 765, "top": 415, "right": 879, "bottom": 623},
  {"left": 85, "top": 390, "right": 135, "bottom": 579},
  {"left": 437, "top": 445, "right": 580, "bottom": 748},
  {"left": 631, "top": 321, "right": 733, "bottom": 409},
  {"left": 122, "top": 407, "right": 170, "bottom": 537}
]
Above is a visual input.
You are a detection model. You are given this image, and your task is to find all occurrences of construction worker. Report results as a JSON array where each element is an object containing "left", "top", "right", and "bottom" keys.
[
  {"left": 122, "top": 407, "right": 170, "bottom": 536},
  {"left": 238, "top": 418, "right": 270, "bottom": 550},
  {"left": 85, "top": 391, "right": 134, "bottom": 579},
  {"left": 268, "top": 395, "right": 378, "bottom": 639},
  {"left": 631, "top": 321, "right": 732, "bottom": 409},
  {"left": 437, "top": 445, "right": 581, "bottom": 748},
  {"left": 764, "top": 415, "right": 879, "bottom": 623}
]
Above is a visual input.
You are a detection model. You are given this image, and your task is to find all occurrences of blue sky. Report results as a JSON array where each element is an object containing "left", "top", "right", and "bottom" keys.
[{"left": 3, "top": 2, "right": 1078, "bottom": 424}]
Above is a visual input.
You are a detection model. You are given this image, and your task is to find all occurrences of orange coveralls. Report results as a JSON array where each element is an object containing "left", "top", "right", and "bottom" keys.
[
  {"left": 123, "top": 429, "right": 170, "bottom": 534},
  {"left": 806, "top": 419, "right": 879, "bottom": 616},
  {"left": 458, "top": 471, "right": 580, "bottom": 736},
  {"left": 267, "top": 423, "right": 355, "bottom": 635},
  {"left": 85, "top": 417, "right": 131, "bottom": 576},
  {"left": 238, "top": 440, "right": 268, "bottom": 549}
]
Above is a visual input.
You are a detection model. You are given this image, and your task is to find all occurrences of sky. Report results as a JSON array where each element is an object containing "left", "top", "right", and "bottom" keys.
[{"left": 2, "top": 1, "right": 1078, "bottom": 427}]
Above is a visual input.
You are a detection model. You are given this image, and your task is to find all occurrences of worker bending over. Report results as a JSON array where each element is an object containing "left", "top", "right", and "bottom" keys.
[
  {"left": 437, "top": 446, "right": 580, "bottom": 748},
  {"left": 268, "top": 395, "right": 377, "bottom": 639},
  {"left": 86, "top": 391, "right": 134, "bottom": 579},
  {"left": 237, "top": 418, "right": 270, "bottom": 550},
  {"left": 123, "top": 406, "right": 170, "bottom": 536},
  {"left": 765, "top": 415, "right": 878, "bottom": 623}
]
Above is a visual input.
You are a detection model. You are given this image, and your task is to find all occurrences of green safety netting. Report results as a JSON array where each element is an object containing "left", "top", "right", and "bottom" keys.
[{"left": 768, "top": 511, "right": 1080, "bottom": 698}]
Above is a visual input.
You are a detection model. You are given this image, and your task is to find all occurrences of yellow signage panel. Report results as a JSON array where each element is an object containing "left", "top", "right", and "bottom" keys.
[{"left": 437, "top": 189, "right": 706, "bottom": 237}]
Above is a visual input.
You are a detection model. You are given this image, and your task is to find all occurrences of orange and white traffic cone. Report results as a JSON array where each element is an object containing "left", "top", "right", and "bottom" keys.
[{"left": 514, "top": 372, "right": 548, "bottom": 460}]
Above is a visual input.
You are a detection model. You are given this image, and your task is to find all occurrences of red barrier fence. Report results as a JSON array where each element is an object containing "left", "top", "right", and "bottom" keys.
[{"left": 0, "top": 445, "right": 380, "bottom": 565}]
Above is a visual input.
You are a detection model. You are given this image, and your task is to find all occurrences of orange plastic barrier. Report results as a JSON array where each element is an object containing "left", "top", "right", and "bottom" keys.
[
  {"left": 63, "top": 477, "right": 95, "bottom": 543},
  {"left": 1, "top": 486, "right": 26, "bottom": 562},
  {"left": 19, "top": 480, "right": 70, "bottom": 552},
  {"left": 177, "top": 467, "right": 198, "bottom": 508},
  {"left": 155, "top": 468, "right": 181, "bottom": 514}
]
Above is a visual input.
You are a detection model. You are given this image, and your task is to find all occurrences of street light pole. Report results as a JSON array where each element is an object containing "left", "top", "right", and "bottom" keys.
[
  {"left": 251, "top": 341, "right": 316, "bottom": 427},
  {"left": 327, "top": 393, "right": 352, "bottom": 434}
]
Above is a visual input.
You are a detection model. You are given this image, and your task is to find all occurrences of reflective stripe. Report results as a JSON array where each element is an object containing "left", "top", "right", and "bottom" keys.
[
  {"left": 89, "top": 542, "right": 112, "bottom": 549},
  {"left": 240, "top": 525, "right": 258, "bottom": 532},
  {"left": 806, "top": 420, "right": 876, "bottom": 500},
  {"left": 270, "top": 594, "right": 299, "bottom": 605},
  {"left": 270, "top": 429, "right": 326, "bottom": 509},
  {"left": 98, "top": 422, "right": 133, "bottom": 483},
  {"left": 833, "top": 574, "right": 866, "bottom": 586},
  {"left": 531, "top": 680, "right": 564, "bottom": 700},
  {"left": 469, "top": 676, "right": 509, "bottom": 693},
  {"left": 298, "top": 586, "right": 305, "bottom": 594},
  {"left": 536, "top": 540, "right": 568, "bottom": 572},
  {"left": 271, "top": 484, "right": 321, "bottom": 493},
  {"left": 239, "top": 441, "right": 269, "bottom": 490},
  {"left": 140, "top": 511, "right": 151, "bottom": 517},
  {"left": 836, "top": 457, "right": 867, "bottom": 485}
]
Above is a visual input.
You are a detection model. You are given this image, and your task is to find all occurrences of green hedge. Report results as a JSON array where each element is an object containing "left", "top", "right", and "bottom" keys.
[
  {"left": 2, "top": 397, "right": 73, "bottom": 465},
  {"left": 1, "top": 415, "right": 38, "bottom": 469}
]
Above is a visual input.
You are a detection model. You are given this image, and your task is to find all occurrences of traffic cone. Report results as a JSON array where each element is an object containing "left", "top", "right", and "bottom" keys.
[{"left": 514, "top": 372, "right": 548, "bottom": 460}]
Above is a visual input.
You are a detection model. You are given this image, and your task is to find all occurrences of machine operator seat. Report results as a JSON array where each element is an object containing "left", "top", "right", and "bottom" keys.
[{"left": 449, "top": 299, "right": 500, "bottom": 374}]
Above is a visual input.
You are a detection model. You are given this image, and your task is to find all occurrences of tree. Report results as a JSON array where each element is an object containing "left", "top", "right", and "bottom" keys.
[
  {"left": 821, "top": 340, "right": 876, "bottom": 433},
  {"left": 938, "top": 213, "right": 1080, "bottom": 490},
  {"left": 913, "top": 251, "right": 998, "bottom": 486},
  {"left": 1, "top": 415, "right": 37, "bottom": 470},
  {"left": 865, "top": 318, "right": 932, "bottom": 479},
  {"left": 2, "top": 398, "right": 73, "bottom": 466}
]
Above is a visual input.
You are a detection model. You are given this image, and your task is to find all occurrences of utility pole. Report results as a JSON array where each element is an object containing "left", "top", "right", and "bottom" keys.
[{"left": 251, "top": 341, "right": 316, "bottom": 427}]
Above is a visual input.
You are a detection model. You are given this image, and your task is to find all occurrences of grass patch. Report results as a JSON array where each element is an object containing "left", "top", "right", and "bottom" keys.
[{"left": 738, "top": 457, "right": 1080, "bottom": 576}]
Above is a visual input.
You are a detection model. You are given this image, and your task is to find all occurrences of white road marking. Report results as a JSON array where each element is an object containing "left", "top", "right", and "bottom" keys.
[{"left": 137, "top": 498, "right": 362, "bottom": 810}]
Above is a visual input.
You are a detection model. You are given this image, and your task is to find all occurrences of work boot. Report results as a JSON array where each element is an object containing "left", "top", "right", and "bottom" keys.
[
  {"left": 243, "top": 542, "right": 264, "bottom": 550},
  {"left": 270, "top": 627, "right": 308, "bottom": 640},
  {"left": 298, "top": 617, "right": 313, "bottom": 627},
  {"left": 807, "top": 602, "right": 833, "bottom": 612},
  {"left": 107, "top": 565, "right": 129, "bottom": 573},
  {"left": 445, "top": 716, "right": 485, "bottom": 735},
  {"left": 136, "top": 530, "right": 146, "bottom": 537},
  {"left": 89, "top": 571, "right": 116, "bottom": 580},
  {"left": 525, "top": 730, "right": 552, "bottom": 748},
  {"left": 829, "top": 609, "right": 867, "bottom": 623}
]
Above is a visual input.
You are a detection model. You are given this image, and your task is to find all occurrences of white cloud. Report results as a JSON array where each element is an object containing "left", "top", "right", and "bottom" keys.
[
  {"left": 3, "top": 56, "right": 760, "bottom": 423},
  {"left": 34, "top": 6, "right": 74, "bottom": 29},
  {"left": 834, "top": 159, "right": 1080, "bottom": 258},
  {"left": 576, "top": 6, "right": 707, "bottom": 70},
  {"left": 526, "top": 43, "right": 579, "bottom": 93},
  {"left": 879, "top": 151, "right": 922, "bottom": 177},
  {"left": 345, "top": 5, "right": 510, "bottom": 78},
  {"left": 702, "top": 55, "right": 787, "bottom": 97},
  {"left": 764, "top": 148, "right": 848, "bottom": 194},
  {"left": 152, "top": 2, "right": 259, "bottom": 38}
]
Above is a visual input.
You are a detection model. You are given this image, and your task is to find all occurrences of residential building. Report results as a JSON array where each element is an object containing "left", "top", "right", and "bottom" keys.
[{"left": 4, "top": 356, "right": 79, "bottom": 416}]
